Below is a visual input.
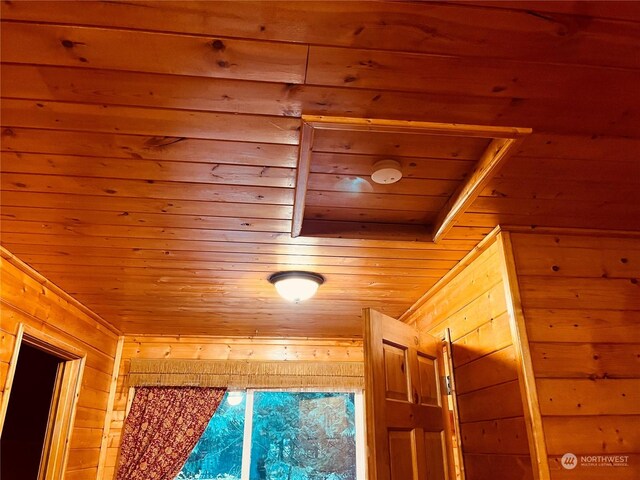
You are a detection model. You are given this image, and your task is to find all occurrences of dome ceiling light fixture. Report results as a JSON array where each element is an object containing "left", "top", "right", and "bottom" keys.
[
  {"left": 268, "top": 271, "right": 325, "bottom": 303},
  {"left": 371, "top": 159, "right": 403, "bottom": 185}
]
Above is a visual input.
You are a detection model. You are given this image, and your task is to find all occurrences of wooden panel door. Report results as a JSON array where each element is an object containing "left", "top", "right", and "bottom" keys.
[{"left": 364, "top": 308, "right": 449, "bottom": 480}]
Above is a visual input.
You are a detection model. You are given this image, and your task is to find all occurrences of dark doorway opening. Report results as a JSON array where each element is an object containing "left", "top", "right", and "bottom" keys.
[{"left": 1, "top": 342, "right": 63, "bottom": 480}]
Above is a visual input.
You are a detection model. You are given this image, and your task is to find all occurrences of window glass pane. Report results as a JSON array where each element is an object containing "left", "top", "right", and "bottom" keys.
[
  {"left": 249, "top": 392, "right": 357, "bottom": 480},
  {"left": 177, "top": 391, "right": 246, "bottom": 480}
]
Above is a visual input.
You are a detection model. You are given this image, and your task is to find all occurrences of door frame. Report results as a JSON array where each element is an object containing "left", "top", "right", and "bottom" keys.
[
  {"left": 0, "top": 322, "right": 86, "bottom": 479},
  {"left": 441, "top": 328, "right": 466, "bottom": 479}
]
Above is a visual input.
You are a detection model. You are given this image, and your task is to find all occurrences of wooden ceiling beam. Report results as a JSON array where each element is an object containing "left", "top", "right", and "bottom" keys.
[
  {"left": 432, "top": 137, "right": 527, "bottom": 242},
  {"left": 302, "top": 115, "right": 531, "bottom": 139},
  {"left": 291, "top": 121, "right": 313, "bottom": 237}
]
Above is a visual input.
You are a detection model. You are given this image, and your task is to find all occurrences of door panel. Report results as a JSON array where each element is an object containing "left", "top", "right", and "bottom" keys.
[
  {"left": 383, "top": 342, "right": 410, "bottom": 401},
  {"left": 417, "top": 354, "right": 440, "bottom": 406},
  {"left": 364, "top": 308, "right": 449, "bottom": 480},
  {"left": 424, "top": 431, "right": 447, "bottom": 480},
  {"left": 389, "top": 430, "right": 418, "bottom": 478}
]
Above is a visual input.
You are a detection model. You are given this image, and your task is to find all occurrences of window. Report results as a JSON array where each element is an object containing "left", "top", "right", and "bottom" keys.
[{"left": 177, "top": 389, "right": 365, "bottom": 480}]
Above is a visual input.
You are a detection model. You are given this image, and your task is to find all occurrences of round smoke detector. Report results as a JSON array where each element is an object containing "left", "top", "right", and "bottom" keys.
[{"left": 371, "top": 159, "right": 403, "bottom": 185}]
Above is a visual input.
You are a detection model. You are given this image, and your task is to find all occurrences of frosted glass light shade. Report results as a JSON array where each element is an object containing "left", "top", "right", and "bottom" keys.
[{"left": 268, "top": 271, "right": 325, "bottom": 303}]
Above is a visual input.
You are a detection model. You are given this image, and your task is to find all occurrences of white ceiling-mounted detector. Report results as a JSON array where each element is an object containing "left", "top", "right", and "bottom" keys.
[{"left": 371, "top": 159, "right": 403, "bottom": 185}]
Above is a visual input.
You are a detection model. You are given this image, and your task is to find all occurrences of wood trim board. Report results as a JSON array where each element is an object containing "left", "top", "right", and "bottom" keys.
[
  {"left": 497, "top": 231, "right": 550, "bottom": 480},
  {"left": 96, "top": 335, "right": 125, "bottom": 478}
]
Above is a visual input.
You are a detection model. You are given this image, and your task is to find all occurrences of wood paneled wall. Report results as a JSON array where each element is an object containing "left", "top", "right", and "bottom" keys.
[
  {"left": 0, "top": 247, "right": 122, "bottom": 480},
  {"left": 403, "top": 235, "right": 534, "bottom": 480},
  {"left": 103, "top": 335, "right": 363, "bottom": 479},
  {"left": 509, "top": 231, "right": 640, "bottom": 480}
]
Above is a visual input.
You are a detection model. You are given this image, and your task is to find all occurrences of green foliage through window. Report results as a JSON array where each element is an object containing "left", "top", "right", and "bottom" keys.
[{"left": 177, "top": 390, "right": 361, "bottom": 480}]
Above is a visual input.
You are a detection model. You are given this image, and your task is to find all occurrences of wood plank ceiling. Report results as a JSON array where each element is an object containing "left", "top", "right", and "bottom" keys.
[{"left": 1, "top": 1, "right": 639, "bottom": 337}]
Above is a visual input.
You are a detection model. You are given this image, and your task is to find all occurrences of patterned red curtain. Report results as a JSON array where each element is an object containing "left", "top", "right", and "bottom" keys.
[{"left": 116, "top": 386, "right": 226, "bottom": 480}]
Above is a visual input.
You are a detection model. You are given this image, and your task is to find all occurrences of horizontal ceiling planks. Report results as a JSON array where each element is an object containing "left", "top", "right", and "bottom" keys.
[
  {"left": 469, "top": 197, "right": 640, "bottom": 220},
  {"left": 0, "top": 242, "right": 470, "bottom": 263},
  {"left": 1, "top": 1, "right": 639, "bottom": 336},
  {"left": 0, "top": 231, "right": 479, "bottom": 253},
  {"left": 498, "top": 156, "right": 640, "bottom": 183},
  {"left": 0, "top": 21, "right": 308, "bottom": 83},
  {"left": 304, "top": 47, "right": 640, "bottom": 113},
  {"left": 310, "top": 129, "right": 491, "bottom": 158},
  {"left": 3, "top": 1, "right": 639, "bottom": 67},
  {"left": 27, "top": 273, "right": 437, "bottom": 292},
  {"left": 11, "top": 262, "right": 451, "bottom": 281},
  {"left": 1, "top": 99, "right": 301, "bottom": 144},
  {"left": 1, "top": 152, "right": 296, "bottom": 187},
  {"left": 0, "top": 127, "right": 299, "bottom": 167},
  {"left": 0, "top": 206, "right": 293, "bottom": 233},
  {"left": 2, "top": 14, "right": 639, "bottom": 137},
  {"left": 456, "top": 211, "right": 640, "bottom": 232},
  {"left": 296, "top": 121, "right": 490, "bottom": 235},
  {"left": 1, "top": 172, "right": 293, "bottom": 204},
  {"left": 305, "top": 177, "right": 462, "bottom": 210},
  {"left": 482, "top": 176, "right": 639, "bottom": 203},
  {"left": 450, "top": 1, "right": 640, "bottom": 23},
  {"left": 303, "top": 207, "right": 431, "bottom": 225},
  {"left": 0, "top": 219, "right": 490, "bottom": 245},
  {"left": 309, "top": 152, "right": 475, "bottom": 179},
  {"left": 3, "top": 63, "right": 633, "bottom": 137},
  {"left": 0, "top": 191, "right": 294, "bottom": 220},
  {"left": 8, "top": 250, "right": 462, "bottom": 271}
]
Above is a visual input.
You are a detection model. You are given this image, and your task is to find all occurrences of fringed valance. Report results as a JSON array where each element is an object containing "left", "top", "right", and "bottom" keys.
[{"left": 128, "top": 359, "right": 364, "bottom": 389}]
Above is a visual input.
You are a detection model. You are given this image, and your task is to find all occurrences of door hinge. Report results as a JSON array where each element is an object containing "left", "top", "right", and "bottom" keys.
[{"left": 445, "top": 375, "right": 452, "bottom": 395}]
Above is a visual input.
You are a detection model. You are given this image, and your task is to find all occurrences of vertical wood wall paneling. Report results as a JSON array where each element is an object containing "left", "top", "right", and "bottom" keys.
[
  {"left": 103, "top": 335, "right": 363, "bottom": 479},
  {"left": 96, "top": 336, "right": 124, "bottom": 478},
  {"left": 497, "top": 231, "right": 550, "bottom": 480},
  {"left": 402, "top": 229, "right": 535, "bottom": 480},
  {"left": 509, "top": 231, "right": 640, "bottom": 479},
  {"left": 0, "top": 246, "right": 121, "bottom": 480}
]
